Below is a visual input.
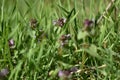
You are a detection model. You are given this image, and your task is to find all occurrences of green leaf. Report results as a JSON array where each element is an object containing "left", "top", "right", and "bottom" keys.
[
  {"left": 85, "top": 44, "right": 101, "bottom": 59},
  {"left": 69, "top": 11, "right": 79, "bottom": 23},
  {"left": 58, "top": 5, "right": 69, "bottom": 14},
  {"left": 77, "top": 31, "right": 88, "bottom": 40}
]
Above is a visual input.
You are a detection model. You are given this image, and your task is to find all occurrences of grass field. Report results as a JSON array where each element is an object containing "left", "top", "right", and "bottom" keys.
[{"left": 0, "top": 0, "right": 120, "bottom": 80}]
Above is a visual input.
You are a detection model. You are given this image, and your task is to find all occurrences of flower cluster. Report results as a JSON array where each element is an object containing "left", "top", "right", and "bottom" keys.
[
  {"left": 83, "top": 19, "right": 94, "bottom": 30},
  {"left": 0, "top": 68, "right": 9, "bottom": 79},
  {"left": 8, "top": 39, "right": 15, "bottom": 49},
  {"left": 9, "top": 39, "right": 14, "bottom": 46},
  {"left": 53, "top": 18, "right": 66, "bottom": 27},
  {"left": 59, "top": 34, "right": 71, "bottom": 46},
  {"left": 58, "top": 67, "right": 78, "bottom": 79}
]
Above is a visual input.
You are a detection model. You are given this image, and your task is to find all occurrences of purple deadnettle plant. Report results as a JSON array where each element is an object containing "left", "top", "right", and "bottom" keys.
[
  {"left": 58, "top": 70, "right": 71, "bottom": 79},
  {"left": 84, "top": 19, "right": 94, "bottom": 30},
  {"left": 70, "top": 66, "right": 78, "bottom": 73},
  {"left": 8, "top": 39, "right": 15, "bottom": 49},
  {"left": 58, "top": 67, "right": 78, "bottom": 79},
  {"left": 53, "top": 18, "right": 66, "bottom": 27},
  {"left": 59, "top": 34, "right": 71, "bottom": 47},
  {"left": 0, "top": 68, "right": 9, "bottom": 78}
]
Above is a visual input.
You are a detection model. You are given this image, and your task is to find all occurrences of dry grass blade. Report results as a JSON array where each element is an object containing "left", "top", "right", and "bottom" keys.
[
  {"left": 76, "top": 64, "right": 107, "bottom": 73},
  {"left": 97, "top": 0, "right": 116, "bottom": 24}
]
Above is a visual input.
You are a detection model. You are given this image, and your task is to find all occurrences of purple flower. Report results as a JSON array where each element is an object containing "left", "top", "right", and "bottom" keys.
[
  {"left": 53, "top": 18, "right": 66, "bottom": 27},
  {"left": 58, "top": 67, "right": 78, "bottom": 79},
  {"left": 0, "top": 68, "right": 9, "bottom": 78},
  {"left": 9, "top": 39, "right": 14, "bottom": 47},
  {"left": 60, "top": 34, "right": 71, "bottom": 42},
  {"left": 84, "top": 19, "right": 93, "bottom": 27},
  {"left": 70, "top": 67, "right": 78, "bottom": 73},
  {"left": 59, "top": 34, "right": 71, "bottom": 47},
  {"left": 58, "top": 70, "right": 64, "bottom": 77},
  {"left": 60, "top": 35, "right": 67, "bottom": 42},
  {"left": 58, "top": 70, "right": 71, "bottom": 78}
]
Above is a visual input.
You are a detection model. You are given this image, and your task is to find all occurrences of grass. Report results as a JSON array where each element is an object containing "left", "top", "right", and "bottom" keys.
[{"left": 0, "top": 0, "right": 120, "bottom": 80}]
